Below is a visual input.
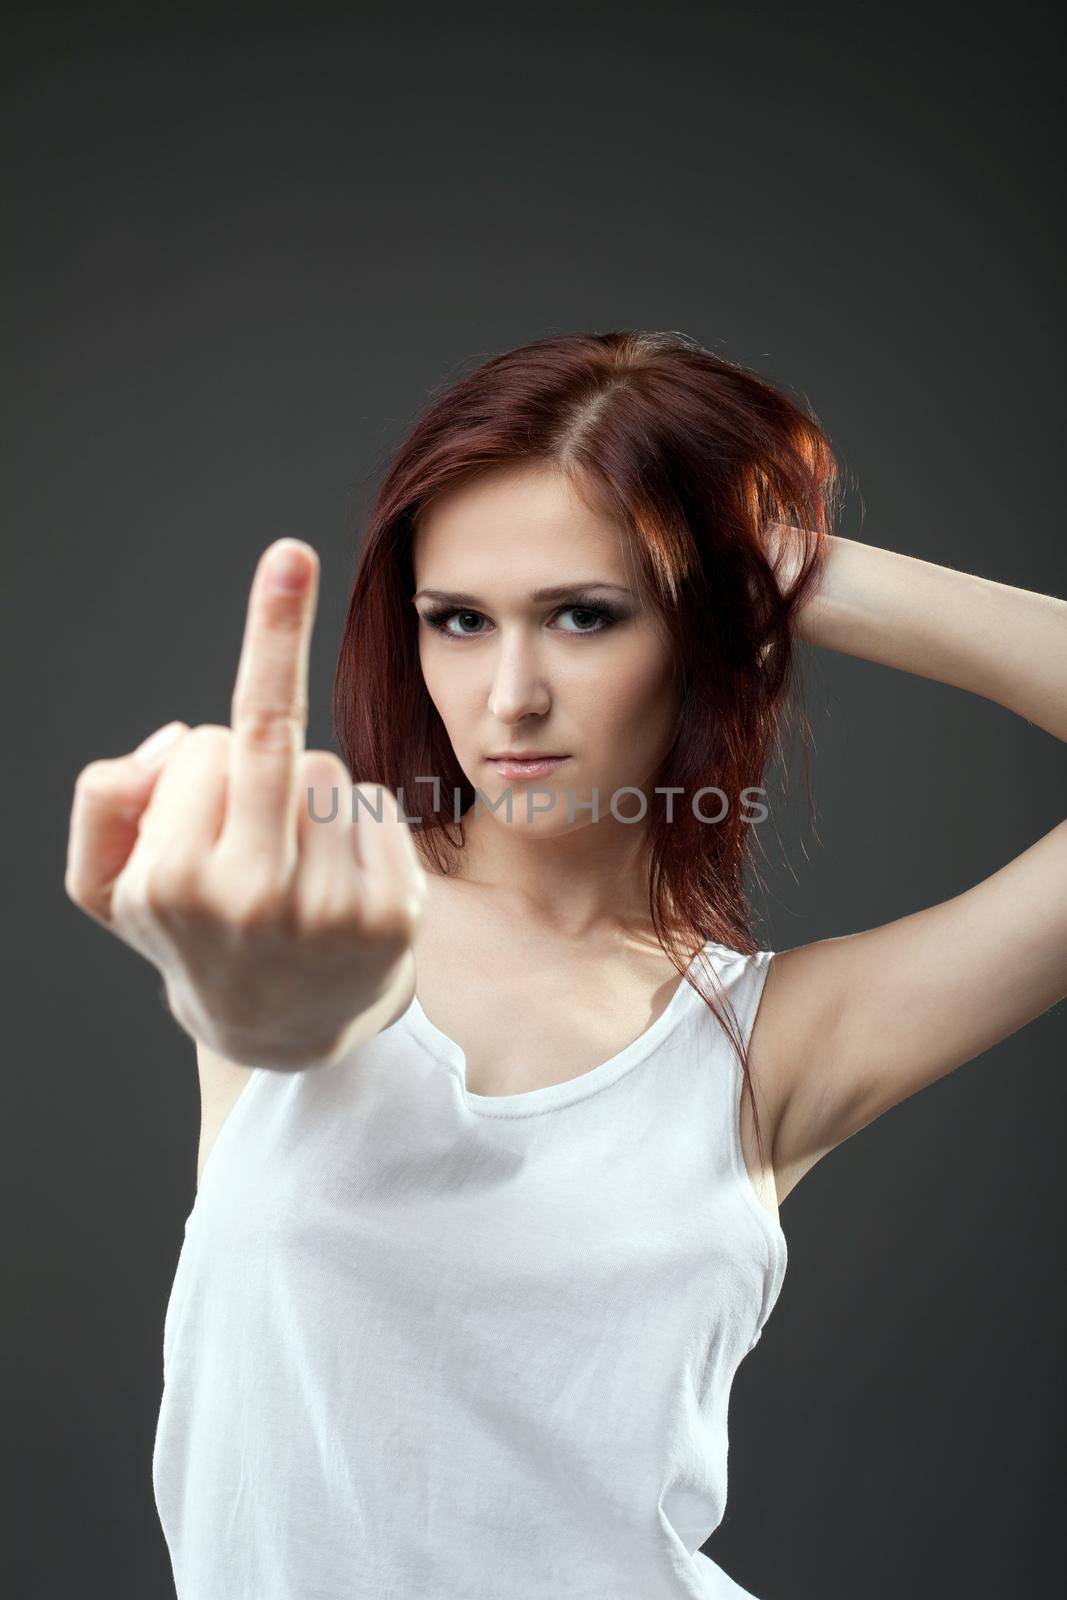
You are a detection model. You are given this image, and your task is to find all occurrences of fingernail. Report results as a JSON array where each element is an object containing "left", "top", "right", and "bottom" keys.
[
  {"left": 133, "top": 721, "right": 184, "bottom": 769},
  {"left": 266, "top": 540, "right": 312, "bottom": 593}
]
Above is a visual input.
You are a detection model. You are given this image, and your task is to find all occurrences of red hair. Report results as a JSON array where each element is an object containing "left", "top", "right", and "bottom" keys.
[{"left": 333, "top": 329, "right": 841, "bottom": 1165}]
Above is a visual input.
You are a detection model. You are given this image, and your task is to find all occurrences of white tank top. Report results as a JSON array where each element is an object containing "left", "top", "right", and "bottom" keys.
[{"left": 152, "top": 940, "right": 786, "bottom": 1600}]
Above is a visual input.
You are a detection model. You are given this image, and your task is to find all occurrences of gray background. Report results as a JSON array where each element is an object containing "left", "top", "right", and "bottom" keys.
[{"left": 7, "top": 1, "right": 1064, "bottom": 1595}]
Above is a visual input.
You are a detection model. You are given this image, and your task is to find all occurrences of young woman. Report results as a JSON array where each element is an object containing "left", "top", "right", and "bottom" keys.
[{"left": 65, "top": 330, "right": 1067, "bottom": 1599}]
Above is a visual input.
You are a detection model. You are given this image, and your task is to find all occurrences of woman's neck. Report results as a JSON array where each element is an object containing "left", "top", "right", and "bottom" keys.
[{"left": 420, "top": 812, "right": 660, "bottom": 945}]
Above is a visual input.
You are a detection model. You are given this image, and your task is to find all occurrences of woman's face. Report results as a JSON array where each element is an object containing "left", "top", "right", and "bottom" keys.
[{"left": 411, "top": 460, "right": 683, "bottom": 838}]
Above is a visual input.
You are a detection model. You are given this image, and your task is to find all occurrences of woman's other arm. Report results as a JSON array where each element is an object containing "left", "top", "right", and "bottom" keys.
[{"left": 754, "top": 532, "right": 1067, "bottom": 1204}]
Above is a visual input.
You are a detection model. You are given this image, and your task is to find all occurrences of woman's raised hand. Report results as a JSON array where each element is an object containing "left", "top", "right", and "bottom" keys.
[{"left": 64, "top": 539, "right": 427, "bottom": 1070}]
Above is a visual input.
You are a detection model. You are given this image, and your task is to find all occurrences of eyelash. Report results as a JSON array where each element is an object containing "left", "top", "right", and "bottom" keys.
[{"left": 419, "top": 595, "right": 625, "bottom": 641}]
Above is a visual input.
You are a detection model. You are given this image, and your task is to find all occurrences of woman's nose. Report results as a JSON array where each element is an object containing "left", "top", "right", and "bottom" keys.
[{"left": 486, "top": 634, "right": 551, "bottom": 722}]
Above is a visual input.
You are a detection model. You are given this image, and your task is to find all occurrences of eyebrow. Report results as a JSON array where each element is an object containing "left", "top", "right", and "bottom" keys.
[{"left": 412, "top": 582, "right": 637, "bottom": 605}]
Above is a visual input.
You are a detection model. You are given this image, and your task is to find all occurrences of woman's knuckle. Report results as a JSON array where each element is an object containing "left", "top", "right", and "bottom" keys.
[
  {"left": 299, "top": 749, "right": 350, "bottom": 782},
  {"left": 225, "top": 882, "right": 293, "bottom": 934},
  {"left": 294, "top": 891, "right": 348, "bottom": 936},
  {"left": 299, "top": 753, "right": 349, "bottom": 814},
  {"left": 233, "top": 702, "right": 305, "bottom": 752},
  {"left": 184, "top": 723, "right": 231, "bottom": 753},
  {"left": 143, "top": 860, "right": 202, "bottom": 914},
  {"left": 73, "top": 759, "right": 112, "bottom": 796}
]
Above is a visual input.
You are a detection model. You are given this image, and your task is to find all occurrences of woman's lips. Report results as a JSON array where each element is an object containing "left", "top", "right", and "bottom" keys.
[{"left": 487, "top": 756, "right": 570, "bottom": 779}]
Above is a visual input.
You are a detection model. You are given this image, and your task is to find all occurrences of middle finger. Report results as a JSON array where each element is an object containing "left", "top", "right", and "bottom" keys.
[{"left": 222, "top": 539, "right": 320, "bottom": 872}]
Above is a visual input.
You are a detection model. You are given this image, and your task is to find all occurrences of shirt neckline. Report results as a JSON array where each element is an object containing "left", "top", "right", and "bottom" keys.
[{"left": 398, "top": 940, "right": 713, "bottom": 1118}]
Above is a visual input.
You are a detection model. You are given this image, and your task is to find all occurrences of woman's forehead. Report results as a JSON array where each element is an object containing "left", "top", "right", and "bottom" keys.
[{"left": 413, "top": 462, "right": 634, "bottom": 579}]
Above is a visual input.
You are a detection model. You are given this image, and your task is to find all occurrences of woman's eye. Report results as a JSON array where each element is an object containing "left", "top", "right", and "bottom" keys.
[
  {"left": 437, "top": 609, "right": 487, "bottom": 637},
  {"left": 555, "top": 606, "right": 613, "bottom": 634}
]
